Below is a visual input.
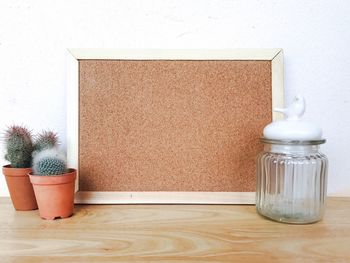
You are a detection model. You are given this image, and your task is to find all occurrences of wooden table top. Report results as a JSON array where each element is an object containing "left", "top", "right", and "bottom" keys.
[{"left": 0, "top": 197, "right": 349, "bottom": 262}]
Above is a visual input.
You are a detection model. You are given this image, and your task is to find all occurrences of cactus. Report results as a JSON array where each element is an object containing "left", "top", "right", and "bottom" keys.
[
  {"left": 33, "top": 131, "right": 58, "bottom": 156},
  {"left": 4, "top": 125, "right": 34, "bottom": 168},
  {"left": 33, "top": 148, "right": 67, "bottom": 175}
]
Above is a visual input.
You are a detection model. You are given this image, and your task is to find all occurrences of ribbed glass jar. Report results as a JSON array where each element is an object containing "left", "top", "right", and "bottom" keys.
[{"left": 256, "top": 139, "right": 328, "bottom": 224}]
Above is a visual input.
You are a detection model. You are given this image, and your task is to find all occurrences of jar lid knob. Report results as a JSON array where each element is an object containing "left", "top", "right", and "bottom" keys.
[{"left": 274, "top": 95, "right": 305, "bottom": 120}]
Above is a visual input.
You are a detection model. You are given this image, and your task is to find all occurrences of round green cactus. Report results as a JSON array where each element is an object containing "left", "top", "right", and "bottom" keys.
[
  {"left": 34, "top": 157, "right": 67, "bottom": 175},
  {"left": 4, "top": 125, "right": 34, "bottom": 168},
  {"left": 33, "top": 148, "right": 67, "bottom": 175}
]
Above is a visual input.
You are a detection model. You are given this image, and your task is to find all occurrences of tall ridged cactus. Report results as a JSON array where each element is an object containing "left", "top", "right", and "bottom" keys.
[
  {"left": 33, "top": 148, "right": 67, "bottom": 175},
  {"left": 33, "top": 131, "right": 58, "bottom": 156},
  {"left": 4, "top": 125, "right": 34, "bottom": 168}
]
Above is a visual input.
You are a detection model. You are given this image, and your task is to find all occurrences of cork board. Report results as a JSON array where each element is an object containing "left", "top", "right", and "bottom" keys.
[
  {"left": 78, "top": 60, "right": 272, "bottom": 193},
  {"left": 67, "top": 49, "right": 284, "bottom": 203}
]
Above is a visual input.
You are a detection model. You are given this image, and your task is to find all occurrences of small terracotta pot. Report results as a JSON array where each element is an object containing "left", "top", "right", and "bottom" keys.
[
  {"left": 2, "top": 165, "right": 38, "bottom": 211},
  {"left": 29, "top": 169, "right": 76, "bottom": 220}
]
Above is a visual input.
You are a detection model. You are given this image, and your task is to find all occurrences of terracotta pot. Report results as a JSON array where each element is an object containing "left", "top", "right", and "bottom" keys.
[
  {"left": 2, "top": 165, "right": 38, "bottom": 211},
  {"left": 29, "top": 169, "right": 76, "bottom": 220}
]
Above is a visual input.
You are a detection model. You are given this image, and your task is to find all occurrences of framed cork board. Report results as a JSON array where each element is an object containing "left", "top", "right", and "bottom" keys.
[{"left": 66, "top": 49, "right": 284, "bottom": 204}]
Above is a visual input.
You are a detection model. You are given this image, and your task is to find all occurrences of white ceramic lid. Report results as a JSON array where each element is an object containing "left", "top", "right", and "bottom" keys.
[{"left": 263, "top": 96, "right": 323, "bottom": 141}]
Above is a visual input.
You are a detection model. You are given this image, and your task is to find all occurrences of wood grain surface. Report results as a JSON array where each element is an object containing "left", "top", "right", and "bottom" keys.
[{"left": 0, "top": 197, "right": 349, "bottom": 262}]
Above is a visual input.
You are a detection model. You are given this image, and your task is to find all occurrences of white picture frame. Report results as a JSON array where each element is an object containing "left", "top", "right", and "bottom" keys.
[{"left": 66, "top": 49, "right": 284, "bottom": 204}]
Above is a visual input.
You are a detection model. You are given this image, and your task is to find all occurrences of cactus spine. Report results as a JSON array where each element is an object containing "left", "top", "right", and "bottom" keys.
[
  {"left": 4, "top": 125, "right": 34, "bottom": 168},
  {"left": 33, "top": 131, "right": 58, "bottom": 155}
]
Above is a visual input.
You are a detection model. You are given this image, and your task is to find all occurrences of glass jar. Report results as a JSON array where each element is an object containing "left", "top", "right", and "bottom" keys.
[{"left": 256, "top": 138, "right": 328, "bottom": 224}]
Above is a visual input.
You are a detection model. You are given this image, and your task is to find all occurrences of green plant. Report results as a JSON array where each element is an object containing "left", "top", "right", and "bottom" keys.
[
  {"left": 33, "top": 148, "right": 67, "bottom": 175},
  {"left": 33, "top": 131, "right": 58, "bottom": 155},
  {"left": 4, "top": 125, "right": 34, "bottom": 168}
]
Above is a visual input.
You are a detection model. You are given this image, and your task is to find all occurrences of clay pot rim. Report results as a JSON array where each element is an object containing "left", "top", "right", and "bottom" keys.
[
  {"left": 29, "top": 168, "right": 77, "bottom": 186},
  {"left": 2, "top": 165, "right": 32, "bottom": 177},
  {"left": 29, "top": 168, "right": 76, "bottom": 177}
]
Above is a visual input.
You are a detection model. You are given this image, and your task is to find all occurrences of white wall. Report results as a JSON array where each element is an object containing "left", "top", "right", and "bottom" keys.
[{"left": 0, "top": 0, "right": 349, "bottom": 196}]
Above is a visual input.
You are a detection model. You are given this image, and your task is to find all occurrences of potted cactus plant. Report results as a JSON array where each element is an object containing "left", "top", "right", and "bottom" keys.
[
  {"left": 29, "top": 147, "right": 76, "bottom": 220},
  {"left": 2, "top": 125, "right": 38, "bottom": 210}
]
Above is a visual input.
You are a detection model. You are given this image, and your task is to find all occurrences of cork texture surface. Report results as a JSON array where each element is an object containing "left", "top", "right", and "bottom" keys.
[{"left": 79, "top": 60, "right": 272, "bottom": 192}]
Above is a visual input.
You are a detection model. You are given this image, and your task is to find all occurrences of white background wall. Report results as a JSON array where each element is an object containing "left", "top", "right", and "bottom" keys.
[{"left": 0, "top": 0, "right": 349, "bottom": 196}]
